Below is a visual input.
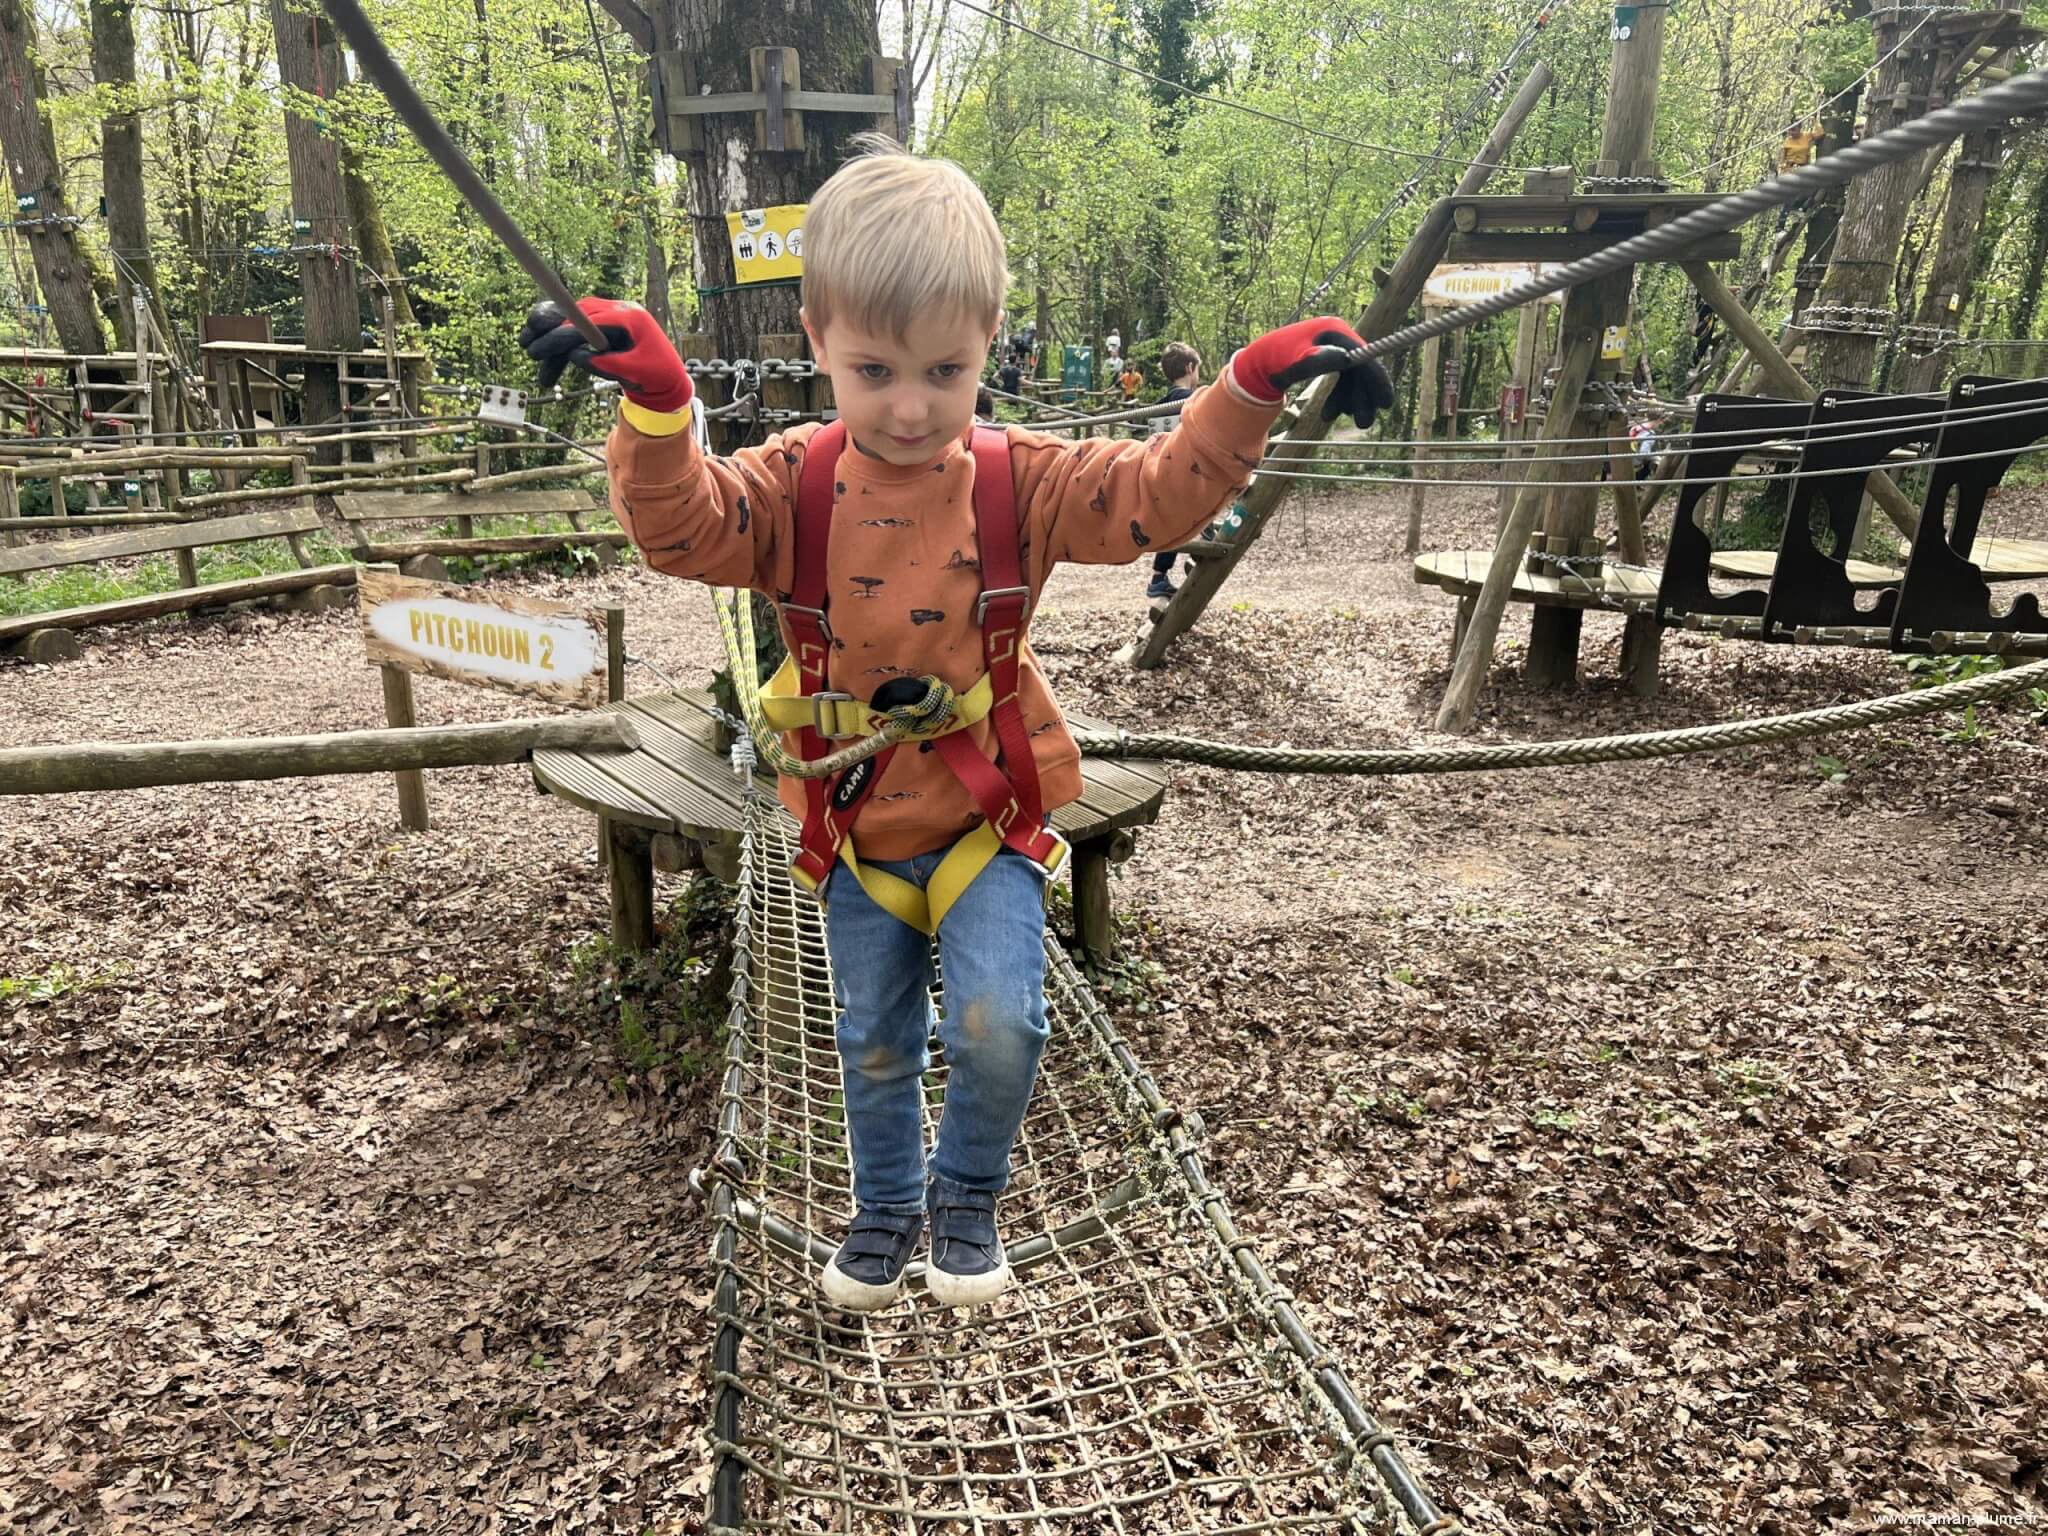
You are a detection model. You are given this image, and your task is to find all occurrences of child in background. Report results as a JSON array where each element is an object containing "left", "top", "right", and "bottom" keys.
[
  {"left": 523, "top": 143, "right": 1391, "bottom": 1313},
  {"left": 1145, "top": 342, "right": 1204, "bottom": 599},
  {"left": 1118, "top": 358, "right": 1144, "bottom": 406}
]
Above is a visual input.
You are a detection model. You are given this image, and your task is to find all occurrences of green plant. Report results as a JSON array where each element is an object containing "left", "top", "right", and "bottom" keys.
[
  {"left": 1898, "top": 652, "right": 2007, "bottom": 687},
  {"left": 1812, "top": 754, "right": 1848, "bottom": 782},
  {"left": 1895, "top": 654, "right": 2009, "bottom": 743},
  {"left": 0, "top": 962, "right": 118, "bottom": 1004}
]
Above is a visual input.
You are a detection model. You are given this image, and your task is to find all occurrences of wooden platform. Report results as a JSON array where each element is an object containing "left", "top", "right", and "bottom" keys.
[
  {"left": 1709, "top": 550, "right": 1902, "bottom": 587},
  {"left": 1414, "top": 549, "right": 1663, "bottom": 696},
  {"left": 532, "top": 689, "right": 1168, "bottom": 960},
  {"left": 1413, "top": 548, "right": 1659, "bottom": 610},
  {"left": 1707, "top": 537, "right": 2048, "bottom": 586}
]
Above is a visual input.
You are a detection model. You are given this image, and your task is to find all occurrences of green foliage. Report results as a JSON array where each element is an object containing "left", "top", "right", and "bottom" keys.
[
  {"left": 564, "top": 874, "right": 737, "bottom": 1094},
  {"left": 0, "top": 963, "right": 120, "bottom": 1005},
  {"left": 0, "top": 533, "right": 349, "bottom": 620}
]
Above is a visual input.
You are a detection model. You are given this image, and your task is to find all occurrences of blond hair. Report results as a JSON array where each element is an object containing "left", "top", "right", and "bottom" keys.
[{"left": 803, "top": 136, "right": 1007, "bottom": 338}]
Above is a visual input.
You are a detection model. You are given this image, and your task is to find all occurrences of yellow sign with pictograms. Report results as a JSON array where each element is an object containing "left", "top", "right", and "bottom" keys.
[{"left": 726, "top": 204, "right": 807, "bottom": 284}]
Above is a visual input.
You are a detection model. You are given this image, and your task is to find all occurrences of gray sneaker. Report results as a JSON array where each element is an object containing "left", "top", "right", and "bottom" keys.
[
  {"left": 926, "top": 1176, "right": 1010, "bottom": 1308},
  {"left": 821, "top": 1207, "right": 923, "bottom": 1312}
]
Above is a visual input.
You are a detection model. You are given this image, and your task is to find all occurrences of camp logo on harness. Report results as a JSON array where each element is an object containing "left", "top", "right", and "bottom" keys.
[{"left": 832, "top": 758, "right": 875, "bottom": 812}]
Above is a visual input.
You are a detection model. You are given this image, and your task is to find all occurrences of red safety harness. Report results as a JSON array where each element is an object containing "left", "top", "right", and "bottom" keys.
[{"left": 779, "top": 421, "right": 1068, "bottom": 917}]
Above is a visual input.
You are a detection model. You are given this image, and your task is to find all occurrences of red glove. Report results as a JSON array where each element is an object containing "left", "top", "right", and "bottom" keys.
[
  {"left": 519, "top": 297, "right": 693, "bottom": 414},
  {"left": 1232, "top": 315, "right": 1395, "bottom": 428}
]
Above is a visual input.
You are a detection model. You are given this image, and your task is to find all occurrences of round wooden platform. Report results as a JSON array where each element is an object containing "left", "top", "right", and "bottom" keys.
[
  {"left": 1708, "top": 549, "right": 1901, "bottom": 587},
  {"left": 1412, "top": 549, "right": 1660, "bottom": 610},
  {"left": 532, "top": 688, "right": 1167, "bottom": 959},
  {"left": 1707, "top": 538, "right": 2048, "bottom": 586}
]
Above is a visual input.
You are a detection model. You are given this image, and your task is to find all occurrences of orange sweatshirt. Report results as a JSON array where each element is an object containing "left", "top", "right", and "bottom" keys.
[{"left": 607, "top": 371, "right": 1282, "bottom": 859}]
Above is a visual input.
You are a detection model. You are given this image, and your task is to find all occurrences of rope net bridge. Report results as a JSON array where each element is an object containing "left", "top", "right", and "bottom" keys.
[
  {"left": 698, "top": 781, "right": 1452, "bottom": 1534},
  {"left": 690, "top": 587, "right": 2048, "bottom": 1535}
]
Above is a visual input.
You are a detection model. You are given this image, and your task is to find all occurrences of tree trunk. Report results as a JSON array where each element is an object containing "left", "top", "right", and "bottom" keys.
[
  {"left": 269, "top": 0, "right": 360, "bottom": 438},
  {"left": 90, "top": 0, "right": 170, "bottom": 351},
  {"left": 1808, "top": 15, "right": 1940, "bottom": 391},
  {"left": 664, "top": 0, "right": 884, "bottom": 362},
  {"left": 1896, "top": 119, "right": 2008, "bottom": 394},
  {"left": 2009, "top": 157, "right": 2048, "bottom": 340},
  {"left": 0, "top": 0, "right": 109, "bottom": 354}
]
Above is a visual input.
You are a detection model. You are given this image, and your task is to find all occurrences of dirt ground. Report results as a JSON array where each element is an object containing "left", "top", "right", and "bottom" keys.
[{"left": 3, "top": 478, "right": 2046, "bottom": 1533}]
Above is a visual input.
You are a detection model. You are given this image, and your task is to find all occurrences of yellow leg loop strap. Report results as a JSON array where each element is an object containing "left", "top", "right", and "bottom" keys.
[{"left": 836, "top": 821, "right": 1007, "bottom": 935}]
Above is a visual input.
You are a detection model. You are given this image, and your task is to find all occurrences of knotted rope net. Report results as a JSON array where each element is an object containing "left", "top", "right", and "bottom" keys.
[{"left": 697, "top": 772, "right": 1457, "bottom": 1534}]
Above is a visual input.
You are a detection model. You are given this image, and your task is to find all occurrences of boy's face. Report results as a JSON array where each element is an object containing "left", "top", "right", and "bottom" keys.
[{"left": 804, "top": 306, "right": 1000, "bottom": 467}]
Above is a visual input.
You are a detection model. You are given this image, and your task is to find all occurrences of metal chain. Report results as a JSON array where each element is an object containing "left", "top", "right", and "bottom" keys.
[{"left": 1799, "top": 302, "right": 1896, "bottom": 337}]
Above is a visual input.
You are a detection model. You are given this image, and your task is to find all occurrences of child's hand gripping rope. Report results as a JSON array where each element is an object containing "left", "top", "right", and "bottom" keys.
[
  {"left": 1232, "top": 315, "right": 1395, "bottom": 429},
  {"left": 519, "top": 297, "right": 693, "bottom": 414}
]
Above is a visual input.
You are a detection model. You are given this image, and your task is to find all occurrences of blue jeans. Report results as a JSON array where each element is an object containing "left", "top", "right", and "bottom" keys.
[{"left": 824, "top": 844, "right": 1051, "bottom": 1213}]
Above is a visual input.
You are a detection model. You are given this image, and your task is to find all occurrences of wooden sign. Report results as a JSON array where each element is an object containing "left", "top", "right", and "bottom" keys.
[
  {"left": 358, "top": 564, "right": 610, "bottom": 709},
  {"left": 1423, "top": 264, "right": 1562, "bottom": 308}
]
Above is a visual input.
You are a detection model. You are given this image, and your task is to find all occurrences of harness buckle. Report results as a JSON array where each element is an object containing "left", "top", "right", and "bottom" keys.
[
  {"left": 974, "top": 585, "right": 1030, "bottom": 625},
  {"left": 810, "top": 690, "right": 859, "bottom": 739},
  {"left": 1022, "top": 827, "right": 1070, "bottom": 881},
  {"left": 781, "top": 602, "right": 833, "bottom": 645}
]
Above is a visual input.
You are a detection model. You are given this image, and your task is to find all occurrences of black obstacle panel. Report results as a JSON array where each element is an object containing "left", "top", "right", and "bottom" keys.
[
  {"left": 1656, "top": 393, "right": 1812, "bottom": 632},
  {"left": 1890, "top": 374, "right": 2048, "bottom": 651},
  {"left": 1758, "top": 387, "right": 1945, "bottom": 641}
]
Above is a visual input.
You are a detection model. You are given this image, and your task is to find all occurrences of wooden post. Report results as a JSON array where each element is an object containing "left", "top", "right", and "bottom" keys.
[
  {"left": 1407, "top": 317, "right": 1441, "bottom": 557},
  {"left": 1072, "top": 837, "right": 1113, "bottom": 962},
  {"left": 1524, "top": 0, "right": 1667, "bottom": 688},
  {"left": 380, "top": 661, "right": 431, "bottom": 831},
  {"left": 599, "top": 604, "right": 626, "bottom": 875},
  {"left": 1681, "top": 260, "right": 1918, "bottom": 537},
  {"left": 1132, "top": 59, "right": 1553, "bottom": 669},
  {"left": 1435, "top": 319, "right": 1600, "bottom": 732},
  {"left": 608, "top": 820, "right": 656, "bottom": 951},
  {"left": 0, "top": 469, "right": 15, "bottom": 549}
]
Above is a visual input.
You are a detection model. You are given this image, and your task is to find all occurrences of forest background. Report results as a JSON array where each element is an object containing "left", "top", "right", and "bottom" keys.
[{"left": 6, "top": 0, "right": 2048, "bottom": 408}]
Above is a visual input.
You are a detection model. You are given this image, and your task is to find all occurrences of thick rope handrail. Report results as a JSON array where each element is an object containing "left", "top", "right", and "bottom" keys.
[
  {"left": 1073, "top": 656, "right": 2048, "bottom": 774},
  {"left": 714, "top": 586, "right": 2046, "bottom": 782},
  {"left": 1364, "top": 68, "right": 2048, "bottom": 361}
]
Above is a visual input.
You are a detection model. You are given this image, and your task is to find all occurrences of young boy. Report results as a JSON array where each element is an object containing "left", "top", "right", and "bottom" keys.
[
  {"left": 522, "top": 145, "right": 1390, "bottom": 1312},
  {"left": 1146, "top": 342, "right": 1203, "bottom": 598},
  {"left": 1117, "top": 358, "right": 1144, "bottom": 405}
]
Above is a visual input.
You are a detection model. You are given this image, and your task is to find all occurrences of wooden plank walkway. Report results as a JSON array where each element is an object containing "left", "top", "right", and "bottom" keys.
[{"left": 533, "top": 689, "right": 1167, "bottom": 959}]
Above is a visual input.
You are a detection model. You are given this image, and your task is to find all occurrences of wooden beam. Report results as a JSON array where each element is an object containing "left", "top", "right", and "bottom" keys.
[
  {"left": 0, "top": 565, "right": 359, "bottom": 642},
  {"left": 1681, "top": 260, "right": 1919, "bottom": 538},
  {"left": 0, "top": 713, "right": 638, "bottom": 795},
  {"left": 587, "top": 0, "right": 655, "bottom": 53},
  {"left": 1447, "top": 231, "right": 1742, "bottom": 263}
]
